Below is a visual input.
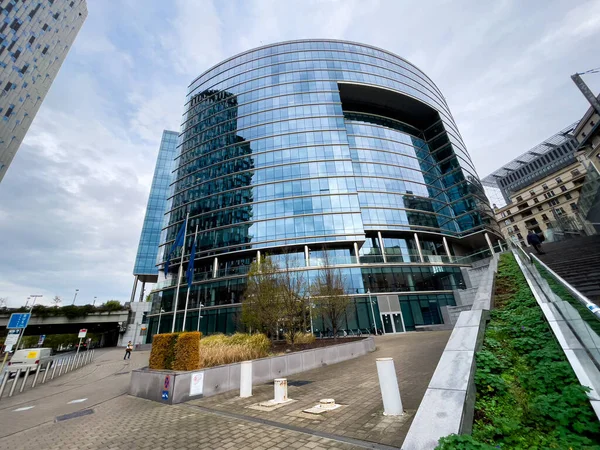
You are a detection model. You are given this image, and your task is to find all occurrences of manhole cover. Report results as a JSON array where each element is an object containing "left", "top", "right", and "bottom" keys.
[
  {"left": 268, "top": 380, "right": 313, "bottom": 387},
  {"left": 289, "top": 380, "right": 312, "bottom": 387},
  {"left": 55, "top": 409, "right": 94, "bottom": 422}
]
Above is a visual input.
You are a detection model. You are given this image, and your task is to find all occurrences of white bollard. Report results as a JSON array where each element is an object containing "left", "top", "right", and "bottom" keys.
[
  {"left": 240, "top": 361, "right": 253, "bottom": 398},
  {"left": 375, "top": 358, "right": 403, "bottom": 415},
  {"left": 274, "top": 378, "right": 288, "bottom": 403}
]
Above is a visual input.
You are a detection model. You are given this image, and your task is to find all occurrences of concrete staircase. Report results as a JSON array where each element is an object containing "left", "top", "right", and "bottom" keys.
[{"left": 533, "top": 235, "right": 600, "bottom": 302}]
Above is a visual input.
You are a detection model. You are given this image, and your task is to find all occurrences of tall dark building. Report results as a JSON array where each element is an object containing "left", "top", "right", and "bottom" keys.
[
  {"left": 148, "top": 40, "right": 501, "bottom": 338},
  {"left": 0, "top": 0, "right": 87, "bottom": 182}
]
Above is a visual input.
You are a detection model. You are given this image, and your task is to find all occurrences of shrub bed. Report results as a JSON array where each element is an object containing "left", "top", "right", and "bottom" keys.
[
  {"left": 198, "top": 333, "right": 271, "bottom": 368},
  {"left": 437, "top": 253, "right": 600, "bottom": 449}
]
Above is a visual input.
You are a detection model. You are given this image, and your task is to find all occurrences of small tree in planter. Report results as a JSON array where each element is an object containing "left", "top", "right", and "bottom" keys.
[
  {"left": 241, "top": 257, "right": 283, "bottom": 338},
  {"left": 312, "top": 250, "right": 349, "bottom": 339},
  {"left": 278, "top": 251, "right": 309, "bottom": 346}
]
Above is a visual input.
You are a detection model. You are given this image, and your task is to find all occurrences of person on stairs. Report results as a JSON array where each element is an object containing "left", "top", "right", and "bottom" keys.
[{"left": 527, "top": 230, "right": 545, "bottom": 255}]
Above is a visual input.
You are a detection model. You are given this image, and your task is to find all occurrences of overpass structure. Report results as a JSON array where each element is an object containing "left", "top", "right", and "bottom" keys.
[{"left": 0, "top": 311, "right": 129, "bottom": 347}]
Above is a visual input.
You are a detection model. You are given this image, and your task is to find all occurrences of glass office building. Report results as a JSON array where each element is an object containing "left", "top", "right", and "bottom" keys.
[
  {"left": 0, "top": 0, "right": 87, "bottom": 182},
  {"left": 131, "top": 130, "right": 179, "bottom": 302},
  {"left": 147, "top": 40, "right": 500, "bottom": 338}
]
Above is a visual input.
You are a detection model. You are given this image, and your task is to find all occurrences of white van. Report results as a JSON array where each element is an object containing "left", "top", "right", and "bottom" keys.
[{"left": 8, "top": 348, "right": 53, "bottom": 375}]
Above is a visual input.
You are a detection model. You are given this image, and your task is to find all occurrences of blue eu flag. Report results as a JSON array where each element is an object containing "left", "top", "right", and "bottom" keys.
[
  {"left": 186, "top": 237, "right": 196, "bottom": 289},
  {"left": 163, "top": 221, "right": 186, "bottom": 275}
]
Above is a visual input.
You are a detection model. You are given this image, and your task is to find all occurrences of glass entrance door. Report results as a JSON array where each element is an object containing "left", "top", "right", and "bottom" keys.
[
  {"left": 382, "top": 314, "right": 394, "bottom": 334},
  {"left": 392, "top": 313, "right": 405, "bottom": 333},
  {"left": 381, "top": 312, "right": 406, "bottom": 334}
]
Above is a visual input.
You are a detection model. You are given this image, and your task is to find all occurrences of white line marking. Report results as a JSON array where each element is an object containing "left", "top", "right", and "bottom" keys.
[
  {"left": 14, "top": 406, "right": 35, "bottom": 411},
  {"left": 68, "top": 398, "right": 88, "bottom": 404}
]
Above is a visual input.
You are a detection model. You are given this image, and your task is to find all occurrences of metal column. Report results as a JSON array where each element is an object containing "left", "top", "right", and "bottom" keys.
[
  {"left": 129, "top": 276, "right": 138, "bottom": 304},
  {"left": 442, "top": 236, "right": 453, "bottom": 262},
  {"left": 353, "top": 242, "right": 360, "bottom": 264},
  {"left": 377, "top": 231, "right": 387, "bottom": 263},
  {"left": 413, "top": 233, "right": 424, "bottom": 262},
  {"left": 485, "top": 233, "right": 495, "bottom": 254}
]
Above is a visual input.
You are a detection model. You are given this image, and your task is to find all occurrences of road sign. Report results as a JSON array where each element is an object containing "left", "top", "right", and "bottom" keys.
[
  {"left": 8, "top": 313, "right": 31, "bottom": 329},
  {"left": 78, "top": 329, "right": 87, "bottom": 338},
  {"left": 164, "top": 375, "right": 170, "bottom": 390},
  {"left": 4, "top": 329, "right": 20, "bottom": 352},
  {"left": 37, "top": 335, "right": 46, "bottom": 346},
  {"left": 161, "top": 390, "right": 169, "bottom": 400}
]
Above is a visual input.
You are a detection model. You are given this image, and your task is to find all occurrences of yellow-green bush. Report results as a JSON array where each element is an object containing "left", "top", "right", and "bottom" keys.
[
  {"left": 295, "top": 332, "right": 316, "bottom": 344},
  {"left": 149, "top": 333, "right": 179, "bottom": 370},
  {"left": 284, "top": 332, "right": 316, "bottom": 345},
  {"left": 197, "top": 333, "right": 271, "bottom": 368},
  {"left": 173, "top": 331, "right": 202, "bottom": 371}
]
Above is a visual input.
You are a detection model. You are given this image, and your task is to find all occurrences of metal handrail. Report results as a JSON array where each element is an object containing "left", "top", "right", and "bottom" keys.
[{"left": 508, "top": 240, "right": 600, "bottom": 320}]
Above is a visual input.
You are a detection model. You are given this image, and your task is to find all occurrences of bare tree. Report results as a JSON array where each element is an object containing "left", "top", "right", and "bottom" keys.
[
  {"left": 278, "top": 251, "right": 309, "bottom": 345},
  {"left": 51, "top": 296, "right": 61, "bottom": 308},
  {"left": 241, "top": 257, "right": 283, "bottom": 337},
  {"left": 0, "top": 297, "right": 7, "bottom": 310},
  {"left": 311, "top": 249, "right": 350, "bottom": 339}
]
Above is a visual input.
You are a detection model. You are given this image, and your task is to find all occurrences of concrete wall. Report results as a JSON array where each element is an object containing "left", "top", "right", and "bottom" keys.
[
  {"left": 129, "top": 337, "right": 375, "bottom": 405},
  {"left": 403, "top": 255, "right": 498, "bottom": 449},
  {"left": 118, "top": 302, "right": 152, "bottom": 347}
]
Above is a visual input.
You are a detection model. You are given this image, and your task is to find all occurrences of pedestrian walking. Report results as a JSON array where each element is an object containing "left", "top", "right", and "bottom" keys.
[
  {"left": 124, "top": 341, "right": 133, "bottom": 360},
  {"left": 527, "top": 230, "right": 545, "bottom": 255}
]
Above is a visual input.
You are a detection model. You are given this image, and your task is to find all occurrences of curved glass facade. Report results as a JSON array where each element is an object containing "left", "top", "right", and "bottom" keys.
[{"left": 148, "top": 40, "right": 500, "bottom": 338}]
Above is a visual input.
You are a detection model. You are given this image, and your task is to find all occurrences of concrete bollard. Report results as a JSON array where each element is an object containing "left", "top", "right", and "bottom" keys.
[
  {"left": 274, "top": 378, "right": 288, "bottom": 403},
  {"left": 240, "top": 361, "right": 252, "bottom": 398},
  {"left": 376, "top": 358, "right": 403, "bottom": 416}
]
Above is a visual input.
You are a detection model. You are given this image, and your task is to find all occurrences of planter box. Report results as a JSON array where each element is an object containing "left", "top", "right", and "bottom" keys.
[{"left": 129, "top": 336, "right": 375, "bottom": 405}]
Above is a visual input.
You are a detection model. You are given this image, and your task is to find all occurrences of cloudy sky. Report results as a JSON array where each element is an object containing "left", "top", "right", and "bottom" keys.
[{"left": 1, "top": 0, "right": 599, "bottom": 307}]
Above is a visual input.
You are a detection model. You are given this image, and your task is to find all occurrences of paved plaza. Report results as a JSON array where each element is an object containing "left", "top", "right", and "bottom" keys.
[{"left": 0, "top": 332, "right": 450, "bottom": 450}]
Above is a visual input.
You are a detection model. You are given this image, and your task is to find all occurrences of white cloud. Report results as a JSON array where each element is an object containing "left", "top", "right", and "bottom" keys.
[{"left": 1, "top": 0, "right": 599, "bottom": 306}]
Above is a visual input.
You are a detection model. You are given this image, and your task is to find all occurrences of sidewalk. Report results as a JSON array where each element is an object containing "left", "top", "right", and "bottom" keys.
[{"left": 188, "top": 331, "right": 450, "bottom": 448}]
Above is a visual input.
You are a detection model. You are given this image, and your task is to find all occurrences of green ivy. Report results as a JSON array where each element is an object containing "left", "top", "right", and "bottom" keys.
[{"left": 437, "top": 253, "right": 600, "bottom": 449}]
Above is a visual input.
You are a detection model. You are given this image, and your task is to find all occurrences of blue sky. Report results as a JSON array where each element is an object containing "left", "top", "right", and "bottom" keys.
[{"left": 1, "top": 0, "right": 599, "bottom": 307}]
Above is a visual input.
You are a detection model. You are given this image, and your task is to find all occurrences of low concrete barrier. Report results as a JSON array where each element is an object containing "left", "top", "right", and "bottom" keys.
[
  {"left": 129, "top": 337, "right": 375, "bottom": 405},
  {"left": 403, "top": 254, "right": 499, "bottom": 449}
]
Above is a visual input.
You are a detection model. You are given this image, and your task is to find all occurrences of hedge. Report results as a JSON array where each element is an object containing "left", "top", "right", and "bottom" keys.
[
  {"left": 149, "top": 333, "right": 179, "bottom": 370},
  {"left": 173, "top": 332, "right": 202, "bottom": 371}
]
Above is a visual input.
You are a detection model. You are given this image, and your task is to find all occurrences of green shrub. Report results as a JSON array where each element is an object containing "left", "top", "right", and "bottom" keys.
[
  {"left": 173, "top": 331, "right": 202, "bottom": 371},
  {"left": 441, "top": 253, "right": 600, "bottom": 449},
  {"left": 149, "top": 333, "right": 179, "bottom": 370}
]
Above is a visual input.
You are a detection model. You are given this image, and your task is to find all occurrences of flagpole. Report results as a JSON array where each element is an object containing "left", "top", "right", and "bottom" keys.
[
  {"left": 171, "top": 212, "right": 189, "bottom": 333},
  {"left": 182, "top": 224, "right": 198, "bottom": 332}
]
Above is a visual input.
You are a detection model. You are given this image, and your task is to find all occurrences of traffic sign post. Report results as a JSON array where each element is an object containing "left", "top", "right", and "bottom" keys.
[
  {"left": 76, "top": 329, "right": 87, "bottom": 357},
  {"left": 7, "top": 313, "right": 31, "bottom": 329},
  {"left": 0, "top": 330, "right": 20, "bottom": 375},
  {"left": 37, "top": 335, "right": 46, "bottom": 347}
]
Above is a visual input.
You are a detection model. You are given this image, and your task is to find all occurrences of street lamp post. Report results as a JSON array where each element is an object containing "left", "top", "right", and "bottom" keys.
[
  {"left": 197, "top": 303, "right": 204, "bottom": 332},
  {"left": 308, "top": 295, "right": 314, "bottom": 335},
  {"left": 93, "top": 296, "right": 97, "bottom": 307},
  {"left": 72, "top": 289, "right": 79, "bottom": 305},
  {"left": 367, "top": 289, "right": 377, "bottom": 335}
]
